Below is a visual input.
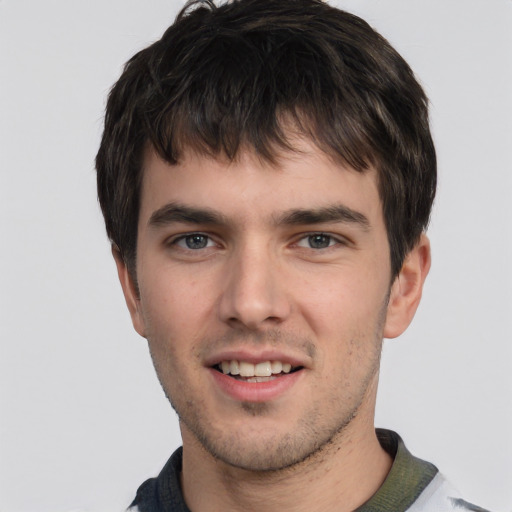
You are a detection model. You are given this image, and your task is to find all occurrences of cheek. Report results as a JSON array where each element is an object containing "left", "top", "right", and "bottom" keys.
[
  {"left": 140, "top": 281, "right": 205, "bottom": 391},
  {"left": 296, "top": 272, "right": 387, "bottom": 372},
  {"left": 141, "top": 265, "right": 215, "bottom": 322},
  {"left": 138, "top": 267, "right": 222, "bottom": 373},
  {"left": 296, "top": 271, "right": 385, "bottom": 332}
]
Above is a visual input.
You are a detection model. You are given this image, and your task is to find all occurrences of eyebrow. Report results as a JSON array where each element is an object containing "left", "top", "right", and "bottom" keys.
[
  {"left": 148, "top": 202, "right": 229, "bottom": 227},
  {"left": 275, "top": 205, "right": 370, "bottom": 230},
  {"left": 148, "top": 202, "right": 370, "bottom": 231}
]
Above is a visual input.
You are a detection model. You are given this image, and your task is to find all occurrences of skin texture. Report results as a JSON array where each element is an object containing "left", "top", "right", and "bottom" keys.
[{"left": 115, "top": 139, "right": 430, "bottom": 511}]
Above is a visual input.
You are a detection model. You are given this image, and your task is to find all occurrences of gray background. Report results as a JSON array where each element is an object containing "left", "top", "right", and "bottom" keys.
[{"left": 1, "top": 0, "right": 511, "bottom": 510}]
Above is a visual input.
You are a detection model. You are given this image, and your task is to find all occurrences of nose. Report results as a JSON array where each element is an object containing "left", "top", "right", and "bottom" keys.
[{"left": 218, "top": 245, "right": 291, "bottom": 330}]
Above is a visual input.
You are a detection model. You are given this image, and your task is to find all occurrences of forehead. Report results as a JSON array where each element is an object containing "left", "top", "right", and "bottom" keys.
[{"left": 138, "top": 140, "right": 383, "bottom": 227}]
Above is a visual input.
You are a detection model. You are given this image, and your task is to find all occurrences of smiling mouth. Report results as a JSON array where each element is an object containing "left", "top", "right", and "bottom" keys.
[{"left": 213, "top": 360, "right": 303, "bottom": 382}]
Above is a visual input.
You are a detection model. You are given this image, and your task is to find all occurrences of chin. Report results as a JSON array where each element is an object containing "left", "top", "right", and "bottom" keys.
[{"left": 182, "top": 411, "right": 351, "bottom": 473}]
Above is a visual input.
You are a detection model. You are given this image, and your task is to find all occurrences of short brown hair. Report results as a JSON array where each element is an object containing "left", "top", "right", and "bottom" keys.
[{"left": 96, "top": 0, "right": 436, "bottom": 278}]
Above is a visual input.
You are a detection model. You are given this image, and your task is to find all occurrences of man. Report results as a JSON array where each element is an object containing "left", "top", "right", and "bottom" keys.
[{"left": 95, "top": 1, "right": 490, "bottom": 511}]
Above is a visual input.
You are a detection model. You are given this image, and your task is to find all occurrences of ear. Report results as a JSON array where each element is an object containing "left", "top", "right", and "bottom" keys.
[
  {"left": 383, "top": 234, "right": 431, "bottom": 339},
  {"left": 112, "top": 245, "right": 146, "bottom": 338}
]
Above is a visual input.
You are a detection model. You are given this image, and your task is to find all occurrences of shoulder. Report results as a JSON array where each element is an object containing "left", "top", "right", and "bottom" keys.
[
  {"left": 371, "top": 430, "right": 493, "bottom": 512},
  {"left": 407, "top": 472, "right": 493, "bottom": 512},
  {"left": 127, "top": 447, "right": 188, "bottom": 512}
]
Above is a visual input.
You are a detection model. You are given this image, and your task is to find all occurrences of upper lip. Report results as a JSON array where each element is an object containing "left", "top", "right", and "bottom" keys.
[{"left": 204, "top": 348, "right": 312, "bottom": 369}]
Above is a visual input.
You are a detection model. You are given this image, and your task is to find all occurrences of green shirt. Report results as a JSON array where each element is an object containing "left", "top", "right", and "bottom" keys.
[{"left": 129, "top": 429, "right": 491, "bottom": 512}]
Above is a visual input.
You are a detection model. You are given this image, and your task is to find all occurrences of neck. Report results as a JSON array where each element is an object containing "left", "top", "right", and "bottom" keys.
[{"left": 180, "top": 413, "right": 392, "bottom": 512}]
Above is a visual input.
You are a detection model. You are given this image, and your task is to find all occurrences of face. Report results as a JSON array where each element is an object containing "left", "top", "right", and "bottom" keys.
[{"left": 117, "top": 140, "right": 427, "bottom": 472}]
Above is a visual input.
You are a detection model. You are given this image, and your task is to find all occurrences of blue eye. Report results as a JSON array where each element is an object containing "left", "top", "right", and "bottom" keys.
[
  {"left": 308, "top": 234, "right": 333, "bottom": 249},
  {"left": 176, "top": 234, "right": 212, "bottom": 250},
  {"left": 296, "top": 234, "right": 336, "bottom": 249}
]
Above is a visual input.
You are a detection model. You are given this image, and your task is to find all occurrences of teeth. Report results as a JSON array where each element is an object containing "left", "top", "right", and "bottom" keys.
[
  {"left": 239, "top": 361, "right": 255, "bottom": 377},
  {"left": 246, "top": 376, "right": 274, "bottom": 383},
  {"left": 255, "top": 361, "right": 272, "bottom": 377},
  {"left": 229, "top": 360, "right": 240, "bottom": 375},
  {"left": 271, "top": 361, "right": 282, "bottom": 374},
  {"left": 218, "top": 360, "right": 295, "bottom": 377}
]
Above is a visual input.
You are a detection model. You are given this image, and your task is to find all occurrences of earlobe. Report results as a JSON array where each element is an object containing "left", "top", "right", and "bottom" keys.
[
  {"left": 383, "top": 234, "right": 431, "bottom": 339},
  {"left": 112, "top": 245, "right": 147, "bottom": 338}
]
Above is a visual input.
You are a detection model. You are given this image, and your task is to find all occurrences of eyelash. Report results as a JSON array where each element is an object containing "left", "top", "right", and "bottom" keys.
[
  {"left": 170, "top": 233, "right": 217, "bottom": 251},
  {"left": 168, "top": 232, "right": 347, "bottom": 252},
  {"left": 294, "top": 233, "right": 346, "bottom": 250}
]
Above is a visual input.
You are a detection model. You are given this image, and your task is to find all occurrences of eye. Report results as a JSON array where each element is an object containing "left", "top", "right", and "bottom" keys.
[
  {"left": 174, "top": 233, "right": 214, "bottom": 250},
  {"left": 296, "top": 233, "right": 338, "bottom": 249}
]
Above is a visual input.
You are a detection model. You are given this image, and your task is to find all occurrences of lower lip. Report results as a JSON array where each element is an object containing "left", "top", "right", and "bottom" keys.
[{"left": 209, "top": 368, "right": 304, "bottom": 403}]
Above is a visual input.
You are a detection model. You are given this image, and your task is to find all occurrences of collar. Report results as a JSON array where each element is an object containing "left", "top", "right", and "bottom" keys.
[
  {"left": 354, "top": 429, "right": 438, "bottom": 512},
  {"left": 132, "top": 429, "right": 438, "bottom": 512}
]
